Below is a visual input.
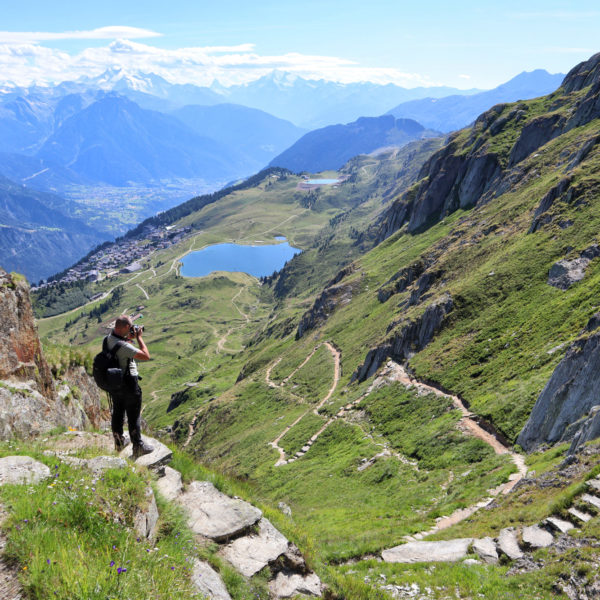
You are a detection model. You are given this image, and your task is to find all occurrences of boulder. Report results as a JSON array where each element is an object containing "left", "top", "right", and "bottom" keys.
[
  {"left": 134, "top": 488, "right": 159, "bottom": 542},
  {"left": 220, "top": 518, "right": 289, "bottom": 577},
  {"left": 497, "top": 528, "right": 523, "bottom": 560},
  {"left": 156, "top": 466, "right": 183, "bottom": 501},
  {"left": 0, "top": 456, "right": 51, "bottom": 485},
  {"left": 517, "top": 333, "right": 600, "bottom": 451},
  {"left": 548, "top": 258, "right": 590, "bottom": 290},
  {"left": 177, "top": 481, "right": 261, "bottom": 542},
  {"left": 472, "top": 537, "right": 499, "bottom": 564},
  {"left": 191, "top": 559, "right": 232, "bottom": 600},
  {"left": 522, "top": 525, "right": 553, "bottom": 549},
  {"left": 269, "top": 572, "right": 322, "bottom": 598},
  {"left": 120, "top": 436, "right": 172, "bottom": 472},
  {"left": 381, "top": 538, "right": 473, "bottom": 563}
]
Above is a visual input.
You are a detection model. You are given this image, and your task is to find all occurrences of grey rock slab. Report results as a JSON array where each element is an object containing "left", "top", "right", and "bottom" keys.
[
  {"left": 0, "top": 456, "right": 51, "bottom": 485},
  {"left": 156, "top": 466, "right": 183, "bottom": 501},
  {"left": 586, "top": 479, "right": 600, "bottom": 492},
  {"left": 497, "top": 528, "right": 524, "bottom": 560},
  {"left": 581, "top": 493, "right": 600, "bottom": 509},
  {"left": 191, "top": 559, "right": 232, "bottom": 600},
  {"left": 568, "top": 507, "right": 593, "bottom": 522},
  {"left": 545, "top": 517, "right": 575, "bottom": 534},
  {"left": 522, "top": 525, "right": 553, "bottom": 549},
  {"left": 134, "top": 488, "right": 159, "bottom": 542},
  {"left": 177, "top": 480, "right": 261, "bottom": 542},
  {"left": 269, "top": 572, "right": 322, "bottom": 598},
  {"left": 381, "top": 538, "right": 473, "bottom": 563},
  {"left": 219, "top": 518, "right": 289, "bottom": 577},
  {"left": 120, "top": 435, "right": 172, "bottom": 472},
  {"left": 472, "top": 537, "right": 499, "bottom": 564},
  {"left": 463, "top": 558, "right": 481, "bottom": 565},
  {"left": 61, "top": 455, "right": 127, "bottom": 474}
]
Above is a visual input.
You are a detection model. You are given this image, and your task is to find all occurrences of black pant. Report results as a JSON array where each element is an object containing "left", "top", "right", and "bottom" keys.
[{"left": 111, "top": 376, "right": 143, "bottom": 446}]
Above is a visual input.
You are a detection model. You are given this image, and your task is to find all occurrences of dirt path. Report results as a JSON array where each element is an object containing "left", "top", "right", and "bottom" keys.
[
  {"left": 136, "top": 283, "right": 149, "bottom": 300},
  {"left": 268, "top": 342, "right": 341, "bottom": 466}
]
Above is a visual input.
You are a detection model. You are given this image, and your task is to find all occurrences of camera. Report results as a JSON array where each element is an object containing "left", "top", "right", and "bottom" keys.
[{"left": 130, "top": 324, "right": 145, "bottom": 335}]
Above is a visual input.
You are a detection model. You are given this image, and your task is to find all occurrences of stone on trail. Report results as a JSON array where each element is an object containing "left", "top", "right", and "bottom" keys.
[
  {"left": 0, "top": 456, "right": 51, "bottom": 485},
  {"left": 586, "top": 478, "right": 600, "bottom": 492},
  {"left": 545, "top": 517, "right": 575, "bottom": 534},
  {"left": 220, "top": 518, "right": 289, "bottom": 577},
  {"left": 120, "top": 435, "right": 172, "bottom": 472},
  {"left": 472, "top": 537, "right": 499, "bottom": 564},
  {"left": 191, "top": 559, "right": 232, "bottom": 600},
  {"left": 61, "top": 455, "right": 127, "bottom": 474},
  {"left": 581, "top": 493, "right": 600, "bottom": 509},
  {"left": 134, "top": 488, "right": 159, "bottom": 542},
  {"left": 521, "top": 525, "right": 553, "bottom": 549},
  {"left": 269, "top": 572, "right": 322, "bottom": 598},
  {"left": 177, "top": 480, "right": 262, "bottom": 542},
  {"left": 497, "top": 528, "right": 524, "bottom": 560},
  {"left": 156, "top": 466, "right": 183, "bottom": 501},
  {"left": 568, "top": 507, "right": 593, "bottom": 523},
  {"left": 381, "top": 538, "right": 473, "bottom": 563}
]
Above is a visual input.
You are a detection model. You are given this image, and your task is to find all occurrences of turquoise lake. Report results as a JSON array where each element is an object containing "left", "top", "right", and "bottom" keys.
[{"left": 180, "top": 242, "right": 302, "bottom": 278}]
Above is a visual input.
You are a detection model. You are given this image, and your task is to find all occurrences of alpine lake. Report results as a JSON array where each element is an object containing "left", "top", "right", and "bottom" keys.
[{"left": 180, "top": 237, "right": 301, "bottom": 278}]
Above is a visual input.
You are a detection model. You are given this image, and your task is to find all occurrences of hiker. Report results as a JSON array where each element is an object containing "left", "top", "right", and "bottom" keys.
[{"left": 106, "top": 314, "right": 154, "bottom": 458}]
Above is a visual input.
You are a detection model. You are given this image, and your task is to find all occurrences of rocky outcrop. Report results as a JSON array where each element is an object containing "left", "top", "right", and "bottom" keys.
[
  {"left": 547, "top": 244, "right": 600, "bottom": 290},
  {"left": 0, "top": 268, "right": 105, "bottom": 438},
  {"left": 376, "top": 53, "right": 600, "bottom": 243},
  {"left": 528, "top": 177, "right": 572, "bottom": 233},
  {"left": 296, "top": 280, "right": 358, "bottom": 339},
  {"left": 0, "top": 268, "right": 53, "bottom": 397},
  {"left": 382, "top": 538, "right": 473, "bottom": 563},
  {"left": 352, "top": 294, "right": 453, "bottom": 382},
  {"left": 377, "top": 260, "right": 427, "bottom": 303},
  {"left": 517, "top": 329, "right": 600, "bottom": 451},
  {"left": 296, "top": 266, "right": 357, "bottom": 339}
]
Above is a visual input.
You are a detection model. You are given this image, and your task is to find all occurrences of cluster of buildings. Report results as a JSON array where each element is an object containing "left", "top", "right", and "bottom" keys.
[{"left": 33, "top": 224, "right": 193, "bottom": 290}]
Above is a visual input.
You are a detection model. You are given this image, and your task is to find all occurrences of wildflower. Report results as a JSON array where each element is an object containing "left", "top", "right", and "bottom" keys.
[
  {"left": 117, "top": 567, "right": 127, "bottom": 574},
  {"left": 46, "top": 559, "right": 51, "bottom": 565},
  {"left": 170, "top": 566, "right": 175, "bottom": 571},
  {"left": 110, "top": 561, "right": 115, "bottom": 567}
]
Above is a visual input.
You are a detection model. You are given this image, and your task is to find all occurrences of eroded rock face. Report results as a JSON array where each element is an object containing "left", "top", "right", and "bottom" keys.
[
  {"left": 191, "top": 559, "right": 232, "bottom": 600},
  {"left": 352, "top": 294, "right": 453, "bottom": 382},
  {"left": 269, "top": 572, "right": 322, "bottom": 598},
  {"left": 518, "top": 332, "right": 600, "bottom": 451},
  {"left": 0, "top": 268, "right": 53, "bottom": 397}
]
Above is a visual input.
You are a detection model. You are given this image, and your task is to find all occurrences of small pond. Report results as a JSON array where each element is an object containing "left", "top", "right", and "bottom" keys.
[
  {"left": 180, "top": 241, "right": 301, "bottom": 278},
  {"left": 305, "top": 178, "right": 340, "bottom": 185}
]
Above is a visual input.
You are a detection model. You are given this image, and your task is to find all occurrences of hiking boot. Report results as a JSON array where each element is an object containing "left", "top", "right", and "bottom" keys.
[
  {"left": 132, "top": 442, "right": 154, "bottom": 459},
  {"left": 113, "top": 432, "right": 130, "bottom": 452}
]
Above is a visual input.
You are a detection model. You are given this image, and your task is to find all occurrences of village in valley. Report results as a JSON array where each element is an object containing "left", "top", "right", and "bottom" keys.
[{"left": 32, "top": 224, "right": 193, "bottom": 291}]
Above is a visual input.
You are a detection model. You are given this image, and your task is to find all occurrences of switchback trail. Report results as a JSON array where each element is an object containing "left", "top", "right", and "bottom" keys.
[{"left": 268, "top": 342, "right": 341, "bottom": 466}]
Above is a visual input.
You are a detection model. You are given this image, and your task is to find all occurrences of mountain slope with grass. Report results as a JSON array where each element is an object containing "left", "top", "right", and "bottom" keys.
[{"left": 31, "top": 52, "right": 600, "bottom": 598}]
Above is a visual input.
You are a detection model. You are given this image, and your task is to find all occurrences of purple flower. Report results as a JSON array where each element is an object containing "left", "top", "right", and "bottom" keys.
[
  {"left": 23, "top": 519, "right": 28, "bottom": 523},
  {"left": 117, "top": 567, "right": 127, "bottom": 574},
  {"left": 110, "top": 561, "right": 115, "bottom": 567},
  {"left": 170, "top": 566, "right": 175, "bottom": 571},
  {"left": 46, "top": 559, "right": 51, "bottom": 565}
]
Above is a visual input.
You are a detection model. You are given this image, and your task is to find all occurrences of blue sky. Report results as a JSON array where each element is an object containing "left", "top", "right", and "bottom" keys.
[{"left": 0, "top": 0, "right": 598, "bottom": 88}]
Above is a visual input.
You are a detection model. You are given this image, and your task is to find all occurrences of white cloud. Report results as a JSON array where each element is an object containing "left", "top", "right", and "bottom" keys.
[
  {"left": 458, "top": 74, "right": 471, "bottom": 79},
  {"left": 0, "top": 26, "right": 162, "bottom": 43},
  {"left": 0, "top": 36, "right": 437, "bottom": 87}
]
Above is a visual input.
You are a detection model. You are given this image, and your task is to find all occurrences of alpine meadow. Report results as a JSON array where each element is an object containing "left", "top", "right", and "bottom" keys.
[{"left": 3, "top": 5, "right": 600, "bottom": 599}]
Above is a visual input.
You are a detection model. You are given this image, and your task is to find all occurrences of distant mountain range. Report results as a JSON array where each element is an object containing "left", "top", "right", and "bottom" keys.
[
  {"left": 0, "top": 176, "right": 104, "bottom": 281},
  {"left": 269, "top": 115, "right": 440, "bottom": 172},
  {"left": 387, "top": 69, "right": 565, "bottom": 132}
]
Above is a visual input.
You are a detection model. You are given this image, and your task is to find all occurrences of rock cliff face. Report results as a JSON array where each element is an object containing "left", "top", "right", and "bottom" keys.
[
  {"left": 517, "top": 319, "right": 600, "bottom": 451},
  {"left": 296, "top": 266, "right": 359, "bottom": 339},
  {"left": 376, "top": 52, "right": 600, "bottom": 243},
  {"left": 0, "top": 267, "right": 105, "bottom": 438},
  {"left": 352, "top": 294, "right": 453, "bottom": 382}
]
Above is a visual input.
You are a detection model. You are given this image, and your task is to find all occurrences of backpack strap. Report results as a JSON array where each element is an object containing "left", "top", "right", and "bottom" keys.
[{"left": 103, "top": 336, "right": 127, "bottom": 359}]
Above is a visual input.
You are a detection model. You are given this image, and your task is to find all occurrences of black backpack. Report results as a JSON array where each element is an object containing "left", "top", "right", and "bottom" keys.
[{"left": 92, "top": 337, "right": 127, "bottom": 393}]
